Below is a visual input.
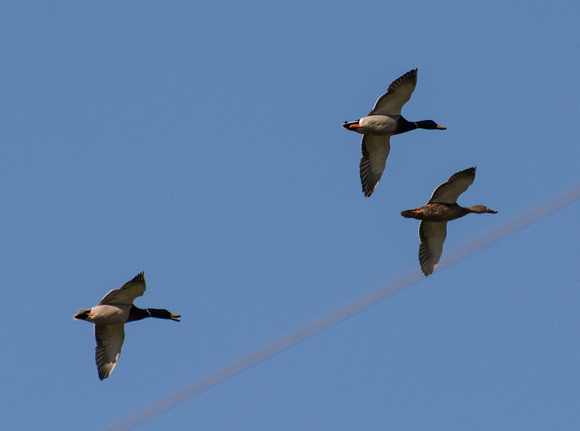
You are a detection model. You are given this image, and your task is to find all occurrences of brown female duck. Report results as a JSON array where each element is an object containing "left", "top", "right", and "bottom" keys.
[
  {"left": 401, "top": 167, "right": 497, "bottom": 276},
  {"left": 342, "top": 69, "right": 446, "bottom": 197}
]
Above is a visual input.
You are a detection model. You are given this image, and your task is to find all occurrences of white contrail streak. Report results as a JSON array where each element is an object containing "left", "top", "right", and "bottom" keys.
[{"left": 103, "top": 183, "right": 580, "bottom": 431}]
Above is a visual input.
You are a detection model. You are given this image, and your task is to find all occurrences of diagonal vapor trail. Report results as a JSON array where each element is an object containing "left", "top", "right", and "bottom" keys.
[{"left": 103, "top": 183, "right": 580, "bottom": 431}]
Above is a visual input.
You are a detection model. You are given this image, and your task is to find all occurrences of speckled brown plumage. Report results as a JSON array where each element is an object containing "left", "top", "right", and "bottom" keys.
[{"left": 401, "top": 167, "right": 497, "bottom": 276}]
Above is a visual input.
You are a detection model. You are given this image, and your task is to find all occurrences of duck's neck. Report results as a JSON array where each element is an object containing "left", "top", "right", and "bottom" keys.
[
  {"left": 414, "top": 120, "right": 434, "bottom": 129},
  {"left": 127, "top": 305, "right": 178, "bottom": 322},
  {"left": 394, "top": 117, "right": 418, "bottom": 135},
  {"left": 127, "top": 305, "right": 151, "bottom": 322}
]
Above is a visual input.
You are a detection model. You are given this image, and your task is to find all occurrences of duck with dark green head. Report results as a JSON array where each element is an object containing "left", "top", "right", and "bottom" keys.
[
  {"left": 74, "top": 272, "right": 180, "bottom": 380},
  {"left": 342, "top": 68, "right": 446, "bottom": 197}
]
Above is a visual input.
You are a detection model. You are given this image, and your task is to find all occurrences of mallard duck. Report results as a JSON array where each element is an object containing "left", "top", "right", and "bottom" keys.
[
  {"left": 73, "top": 272, "right": 180, "bottom": 380},
  {"left": 342, "top": 69, "right": 446, "bottom": 197},
  {"left": 401, "top": 167, "right": 497, "bottom": 276}
]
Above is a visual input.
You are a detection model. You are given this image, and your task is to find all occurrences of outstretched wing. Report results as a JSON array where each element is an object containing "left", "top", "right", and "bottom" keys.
[
  {"left": 418, "top": 221, "right": 447, "bottom": 276},
  {"left": 368, "top": 69, "right": 418, "bottom": 116},
  {"left": 359, "top": 134, "right": 391, "bottom": 197},
  {"left": 94, "top": 324, "right": 125, "bottom": 380},
  {"left": 428, "top": 167, "right": 476, "bottom": 204},
  {"left": 98, "top": 272, "right": 147, "bottom": 305}
]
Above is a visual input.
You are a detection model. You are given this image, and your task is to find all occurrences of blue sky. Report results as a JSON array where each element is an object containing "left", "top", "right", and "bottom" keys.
[{"left": 2, "top": 1, "right": 580, "bottom": 430}]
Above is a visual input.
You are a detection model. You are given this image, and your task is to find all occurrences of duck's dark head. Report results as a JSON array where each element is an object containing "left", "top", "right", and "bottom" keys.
[
  {"left": 128, "top": 305, "right": 181, "bottom": 322},
  {"left": 147, "top": 308, "right": 181, "bottom": 321},
  {"left": 415, "top": 120, "right": 446, "bottom": 130},
  {"left": 468, "top": 205, "right": 497, "bottom": 214}
]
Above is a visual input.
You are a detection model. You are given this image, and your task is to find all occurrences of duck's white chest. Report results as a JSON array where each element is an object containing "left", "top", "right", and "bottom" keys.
[
  {"left": 358, "top": 115, "right": 398, "bottom": 135},
  {"left": 86, "top": 304, "right": 131, "bottom": 324}
]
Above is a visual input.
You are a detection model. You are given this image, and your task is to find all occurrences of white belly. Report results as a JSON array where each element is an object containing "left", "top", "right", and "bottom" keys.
[
  {"left": 86, "top": 304, "right": 131, "bottom": 324},
  {"left": 357, "top": 115, "right": 398, "bottom": 135}
]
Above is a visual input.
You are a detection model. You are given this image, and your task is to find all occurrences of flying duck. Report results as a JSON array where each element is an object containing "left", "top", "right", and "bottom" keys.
[
  {"left": 74, "top": 272, "right": 180, "bottom": 380},
  {"left": 401, "top": 167, "right": 497, "bottom": 276},
  {"left": 343, "top": 69, "right": 446, "bottom": 197}
]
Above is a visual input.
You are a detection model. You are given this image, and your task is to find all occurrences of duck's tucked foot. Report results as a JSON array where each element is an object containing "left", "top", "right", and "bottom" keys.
[
  {"left": 73, "top": 308, "right": 93, "bottom": 320},
  {"left": 401, "top": 209, "right": 422, "bottom": 219},
  {"left": 342, "top": 121, "right": 361, "bottom": 130}
]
